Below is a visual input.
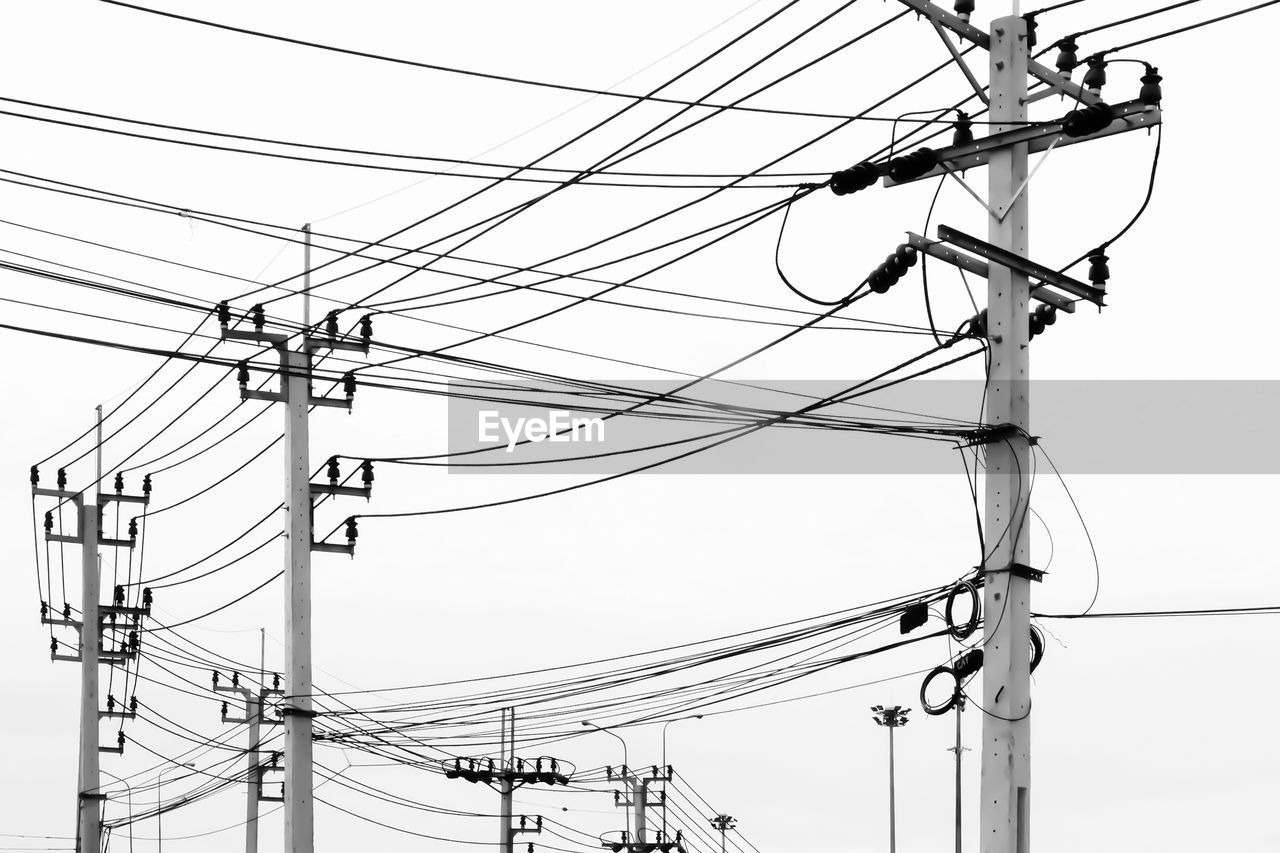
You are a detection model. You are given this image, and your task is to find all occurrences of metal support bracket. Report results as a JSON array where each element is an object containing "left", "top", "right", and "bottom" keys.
[
  {"left": 884, "top": 100, "right": 1159, "bottom": 188},
  {"left": 936, "top": 225, "right": 1103, "bottom": 305},
  {"left": 905, "top": 233, "right": 1075, "bottom": 312},
  {"left": 980, "top": 562, "right": 1046, "bottom": 583},
  {"left": 305, "top": 335, "right": 369, "bottom": 354},
  {"left": 308, "top": 394, "right": 353, "bottom": 410},
  {"left": 222, "top": 328, "right": 289, "bottom": 347},
  {"left": 309, "top": 483, "right": 372, "bottom": 499},
  {"left": 43, "top": 616, "right": 84, "bottom": 629},
  {"left": 99, "top": 709, "right": 136, "bottom": 720},
  {"left": 243, "top": 389, "right": 286, "bottom": 404},
  {"left": 310, "top": 541, "right": 355, "bottom": 555}
]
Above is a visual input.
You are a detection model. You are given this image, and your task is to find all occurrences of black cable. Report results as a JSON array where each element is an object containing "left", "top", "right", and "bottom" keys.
[{"left": 1103, "top": 0, "right": 1280, "bottom": 53}]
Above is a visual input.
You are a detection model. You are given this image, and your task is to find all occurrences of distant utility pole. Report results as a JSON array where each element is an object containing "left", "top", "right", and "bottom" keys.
[
  {"left": 212, "top": 644, "right": 284, "bottom": 853},
  {"left": 871, "top": 705, "right": 910, "bottom": 853},
  {"left": 948, "top": 695, "right": 970, "bottom": 853},
  {"left": 444, "top": 709, "right": 570, "bottom": 853},
  {"left": 709, "top": 814, "right": 736, "bottom": 853},
  {"left": 34, "top": 407, "right": 149, "bottom": 853},
  {"left": 218, "top": 295, "right": 373, "bottom": 853}
]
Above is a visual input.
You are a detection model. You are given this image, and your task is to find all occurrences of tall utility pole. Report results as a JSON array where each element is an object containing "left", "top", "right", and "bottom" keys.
[
  {"left": 213, "top": 662, "right": 283, "bottom": 853},
  {"left": 78, "top": 420, "right": 102, "bottom": 853},
  {"left": 871, "top": 705, "right": 909, "bottom": 853},
  {"left": 219, "top": 299, "right": 371, "bottom": 853},
  {"left": 499, "top": 708, "right": 515, "bottom": 853},
  {"left": 983, "top": 17, "right": 1034, "bottom": 853},
  {"left": 36, "top": 411, "right": 148, "bottom": 852}
]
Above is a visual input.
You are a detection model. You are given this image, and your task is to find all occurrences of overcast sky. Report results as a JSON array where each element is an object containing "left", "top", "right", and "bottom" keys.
[{"left": 2, "top": 1, "right": 1278, "bottom": 852}]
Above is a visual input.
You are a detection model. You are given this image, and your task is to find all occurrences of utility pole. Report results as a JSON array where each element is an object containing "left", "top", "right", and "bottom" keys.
[
  {"left": 218, "top": 299, "right": 372, "bottom": 853},
  {"left": 212, "top": 663, "right": 284, "bottom": 853},
  {"left": 844, "top": 4, "right": 1159, "bottom": 852},
  {"left": 34, "top": 410, "right": 149, "bottom": 853},
  {"left": 709, "top": 814, "right": 736, "bottom": 853},
  {"left": 871, "top": 705, "right": 909, "bottom": 853},
  {"left": 500, "top": 708, "right": 515, "bottom": 853},
  {"left": 444, "top": 712, "right": 567, "bottom": 853},
  {"left": 982, "top": 17, "right": 1033, "bottom": 853}
]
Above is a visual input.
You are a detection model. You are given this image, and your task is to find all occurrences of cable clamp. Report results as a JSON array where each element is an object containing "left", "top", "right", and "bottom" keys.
[
  {"left": 280, "top": 706, "right": 318, "bottom": 719},
  {"left": 979, "top": 561, "right": 1045, "bottom": 582},
  {"left": 959, "top": 423, "right": 1038, "bottom": 448}
]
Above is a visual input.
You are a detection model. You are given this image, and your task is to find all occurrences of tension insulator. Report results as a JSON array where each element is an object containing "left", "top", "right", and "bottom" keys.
[
  {"left": 1061, "top": 102, "right": 1115, "bottom": 138},
  {"left": 829, "top": 161, "right": 879, "bottom": 196},
  {"left": 887, "top": 147, "right": 938, "bottom": 182}
]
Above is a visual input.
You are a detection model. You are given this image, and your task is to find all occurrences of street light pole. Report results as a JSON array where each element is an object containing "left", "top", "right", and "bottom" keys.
[
  {"left": 100, "top": 771, "right": 134, "bottom": 853},
  {"left": 155, "top": 763, "right": 194, "bottom": 853},
  {"left": 660, "top": 715, "right": 702, "bottom": 841},
  {"left": 871, "top": 705, "right": 910, "bottom": 853},
  {"left": 582, "top": 722, "right": 631, "bottom": 838}
]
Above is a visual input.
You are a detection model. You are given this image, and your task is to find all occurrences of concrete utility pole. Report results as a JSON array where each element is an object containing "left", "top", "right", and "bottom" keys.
[
  {"left": 35, "top": 408, "right": 148, "bottom": 852},
  {"left": 500, "top": 708, "right": 515, "bottom": 853},
  {"left": 982, "top": 16, "right": 1034, "bottom": 853},
  {"left": 213, "top": 660, "right": 283, "bottom": 853},
  {"left": 78, "top": 409, "right": 102, "bottom": 853},
  {"left": 219, "top": 297, "right": 371, "bottom": 853},
  {"left": 871, "top": 705, "right": 909, "bottom": 853}
]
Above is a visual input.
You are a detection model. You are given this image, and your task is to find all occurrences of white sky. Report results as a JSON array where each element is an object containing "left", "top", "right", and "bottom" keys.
[{"left": 2, "top": 1, "right": 1277, "bottom": 852}]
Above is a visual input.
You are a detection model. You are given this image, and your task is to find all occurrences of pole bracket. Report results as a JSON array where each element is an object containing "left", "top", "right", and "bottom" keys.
[
  {"left": 980, "top": 562, "right": 1045, "bottom": 583},
  {"left": 936, "top": 224, "right": 1103, "bottom": 306}
]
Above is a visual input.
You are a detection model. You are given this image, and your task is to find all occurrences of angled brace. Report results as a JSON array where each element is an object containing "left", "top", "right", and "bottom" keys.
[
  {"left": 896, "top": 0, "right": 1100, "bottom": 105},
  {"left": 930, "top": 19, "right": 988, "bottom": 104}
]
